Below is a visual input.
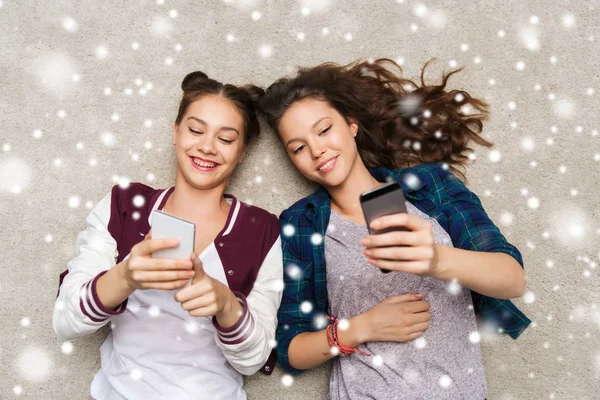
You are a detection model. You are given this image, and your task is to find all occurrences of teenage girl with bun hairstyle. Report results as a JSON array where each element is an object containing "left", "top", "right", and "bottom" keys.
[
  {"left": 258, "top": 59, "right": 530, "bottom": 399},
  {"left": 53, "top": 72, "right": 283, "bottom": 400}
]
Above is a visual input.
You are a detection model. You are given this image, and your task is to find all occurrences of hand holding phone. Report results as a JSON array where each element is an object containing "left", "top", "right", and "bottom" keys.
[
  {"left": 359, "top": 181, "right": 439, "bottom": 277},
  {"left": 118, "top": 232, "right": 194, "bottom": 291},
  {"left": 150, "top": 210, "right": 196, "bottom": 259},
  {"left": 360, "top": 181, "right": 408, "bottom": 273}
]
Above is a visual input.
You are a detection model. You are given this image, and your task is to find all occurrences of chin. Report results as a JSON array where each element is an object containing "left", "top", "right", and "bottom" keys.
[
  {"left": 188, "top": 177, "right": 225, "bottom": 191},
  {"left": 180, "top": 168, "right": 228, "bottom": 190},
  {"left": 310, "top": 170, "right": 347, "bottom": 188}
]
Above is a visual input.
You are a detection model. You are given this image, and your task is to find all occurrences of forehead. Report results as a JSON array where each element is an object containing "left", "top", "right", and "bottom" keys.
[
  {"left": 279, "top": 98, "right": 338, "bottom": 133},
  {"left": 283, "top": 98, "right": 335, "bottom": 120},
  {"left": 185, "top": 94, "right": 244, "bottom": 129}
]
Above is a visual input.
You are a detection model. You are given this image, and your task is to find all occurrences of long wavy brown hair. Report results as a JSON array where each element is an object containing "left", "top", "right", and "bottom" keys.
[{"left": 258, "top": 58, "right": 492, "bottom": 180}]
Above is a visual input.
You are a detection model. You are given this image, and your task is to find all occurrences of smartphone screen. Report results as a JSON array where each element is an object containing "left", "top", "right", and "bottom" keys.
[{"left": 150, "top": 210, "right": 196, "bottom": 259}]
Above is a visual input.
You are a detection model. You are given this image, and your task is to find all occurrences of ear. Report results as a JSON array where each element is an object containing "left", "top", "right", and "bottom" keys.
[
  {"left": 238, "top": 145, "right": 247, "bottom": 164},
  {"left": 172, "top": 123, "right": 178, "bottom": 146},
  {"left": 348, "top": 117, "right": 359, "bottom": 138}
]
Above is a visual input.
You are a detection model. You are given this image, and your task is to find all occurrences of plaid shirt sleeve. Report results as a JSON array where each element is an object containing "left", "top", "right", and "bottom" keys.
[
  {"left": 424, "top": 166, "right": 530, "bottom": 339},
  {"left": 430, "top": 167, "right": 524, "bottom": 266},
  {"left": 275, "top": 208, "right": 317, "bottom": 375}
]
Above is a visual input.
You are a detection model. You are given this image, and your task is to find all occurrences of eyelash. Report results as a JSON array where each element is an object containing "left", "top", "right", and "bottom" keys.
[
  {"left": 292, "top": 126, "right": 331, "bottom": 154},
  {"left": 319, "top": 126, "right": 331, "bottom": 136},
  {"left": 189, "top": 128, "right": 233, "bottom": 144},
  {"left": 293, "top": 145, "right": 305, "bottom": 154}
]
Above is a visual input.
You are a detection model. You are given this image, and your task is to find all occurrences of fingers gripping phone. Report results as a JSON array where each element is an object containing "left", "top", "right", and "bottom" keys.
[
  {"left": 360, "top": 181, "right": 408, "bottom": 273},
  {"left": 150, "top": 210, "right": 195, "bottom": 259}
]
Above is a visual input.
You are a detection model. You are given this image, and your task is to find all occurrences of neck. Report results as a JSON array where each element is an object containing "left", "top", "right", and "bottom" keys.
[
  {"left": 327, "top": 157, "right": 381, "bottom": 217},
  {"left": 165, "top": 171, "right": 229, "bottom": 222}
]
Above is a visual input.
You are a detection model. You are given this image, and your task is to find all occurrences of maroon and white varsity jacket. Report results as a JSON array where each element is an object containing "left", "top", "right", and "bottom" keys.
[{"left": 53, "top": 183, "right": 283, "bottom": 400}]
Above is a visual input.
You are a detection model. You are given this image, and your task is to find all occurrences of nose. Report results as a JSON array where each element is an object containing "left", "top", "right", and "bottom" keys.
[
  {"left": 309, "top": 143, "right": 326, "bottom": 159},
  {"left": 196, "top": 135, "right": 217, "bottom": 155}
]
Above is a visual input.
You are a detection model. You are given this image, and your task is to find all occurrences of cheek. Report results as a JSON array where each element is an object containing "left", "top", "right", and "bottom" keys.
[
  {"left": 222, "top": 144, "right": 244, "bottom": 163},
  {"left": 291, "top": 153, "right": 315, "bottom": 174},
  {"left": 176, "top": 132, "right": 194, "bottom": 149},
  {"left": 333, "top": 130, "right": 354, "bottom": 148}
]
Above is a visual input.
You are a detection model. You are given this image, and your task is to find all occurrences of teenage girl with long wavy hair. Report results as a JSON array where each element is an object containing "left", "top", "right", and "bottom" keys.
[{"left": 258, "top": 59, "right": 530, "bottom": 399}]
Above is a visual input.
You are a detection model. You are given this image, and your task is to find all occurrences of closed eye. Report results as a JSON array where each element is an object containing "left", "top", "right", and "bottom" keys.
[
  {"left": 219, "top": 138, "right": 234, "bottom": 144},
  {"left": 189, "top": 128, "right": 203, "bottom": 135},
  {"left": 292, "top": 145, "right": 305, "bottom": 154},
  {"left": 319, "top": 126, "right": 331, "bottom": 136}
]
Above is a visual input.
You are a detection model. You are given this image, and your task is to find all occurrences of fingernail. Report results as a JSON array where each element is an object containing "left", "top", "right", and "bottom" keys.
[
  {"left": 371, "top": 220, "right": 381, "bottom": 228},
  {"left": 363, "top": 249, "right": 371, "bottom": 256},
  {"left": 360, "top": 238, "right": 371, "bottom": 246}
]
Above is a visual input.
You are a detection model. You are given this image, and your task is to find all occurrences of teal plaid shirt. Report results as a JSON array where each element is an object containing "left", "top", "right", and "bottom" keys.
[{"left": 276, "top": 163, "right": 531, "bottom": 374}]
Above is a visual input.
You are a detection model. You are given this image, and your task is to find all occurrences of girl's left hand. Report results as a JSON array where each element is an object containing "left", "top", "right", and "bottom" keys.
[
  {"left": 360, "top": 213, "right": 441, "bottom": 277},
  {"left": 175, "top": 253, "right": 237, "bottom": 319}
]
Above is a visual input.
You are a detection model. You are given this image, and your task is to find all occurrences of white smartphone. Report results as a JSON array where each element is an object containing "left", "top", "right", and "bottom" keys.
[{"left": 150, "top": 210, "right": 196, "bottom": 259}]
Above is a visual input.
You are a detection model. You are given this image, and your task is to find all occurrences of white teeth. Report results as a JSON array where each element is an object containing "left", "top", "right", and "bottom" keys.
[
  {"left": 192, "top": 158, "right": 217, "bottom": 168},
  {"left": 319, "top": 158, "right": 336, "bottom": 171}
]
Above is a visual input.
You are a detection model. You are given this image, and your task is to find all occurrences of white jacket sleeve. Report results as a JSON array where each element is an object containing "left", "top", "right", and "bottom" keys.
[
  {"left": 52, "top": 191, "right": 127, "bottom": 341},
  {"left": 212, "top": 237, "right": 283, "bottom": 375}
]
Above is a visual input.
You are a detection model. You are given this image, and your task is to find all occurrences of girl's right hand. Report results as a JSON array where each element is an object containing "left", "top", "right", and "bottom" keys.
[
  {"left": 349, "top": 294, "right": 431, "bottom": 344},
  {"left": 118, "top": 232, "right": 195, "bottom": 291}
]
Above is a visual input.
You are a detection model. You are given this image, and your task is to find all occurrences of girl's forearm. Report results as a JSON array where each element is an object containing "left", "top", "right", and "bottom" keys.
[
  {"left": 215, "top": 290, "right": 245, "bottom": 328},
  {"left": 434, "top": 245, "right": 526, "bottom": 299},
  {"left": 96, "top": 263, "right": 135, "bottom": 309}
]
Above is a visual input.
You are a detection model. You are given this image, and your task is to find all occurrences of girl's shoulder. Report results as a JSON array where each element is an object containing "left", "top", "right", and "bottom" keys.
[
  {"left": 236, "top": 199, "right": 280, "bottom": 231},
  {"left": 110, "top": 181, "right": 167, "bottom": 204},
  {"left": 107, "top": 182, "right": 172, "bottom": 219},
  {"left": 392, "top": 163, "right": 467, "bottom": 197},
  {"left": 279, "top": 186, "right": 330, "bottom": 222}
]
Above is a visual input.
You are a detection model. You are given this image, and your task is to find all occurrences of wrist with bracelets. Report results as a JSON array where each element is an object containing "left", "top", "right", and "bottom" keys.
[{"left": 323, "top": 315, "right": 371, "bottom": 357}]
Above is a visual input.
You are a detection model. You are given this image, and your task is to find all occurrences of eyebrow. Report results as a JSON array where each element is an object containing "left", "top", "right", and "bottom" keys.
[
  {"left": 187, "top": 117, "right": 240, "bottom": 136},
  {"left": 285, "top": 117, "right": 331, "bottom": 147}
]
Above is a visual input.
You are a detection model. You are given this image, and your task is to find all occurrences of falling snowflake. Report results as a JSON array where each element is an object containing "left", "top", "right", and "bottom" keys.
[
  {"left": 414, "top": 337, "right": 426, "bottom": 349},
  {"left": 0, "top": 158, "right": 31, "bottom": 194},
  {"left": 281, "top": 374, "right": 294, "bottom": 387},
  {"left": 68, "top": 196, "right": 81, "bottom": 208},
  {"left": 258, "top": 44, "right": 273, "bottom": 58},
  {"left": 297, "top": 0, "right": 332, "bottom": 13},
  {"left": 469, "top": 331, "right": 481, "bottom": 343},
  {"left": 311, "top": 233, "right": 323, "bottom": 246},
  {"left": 60, "top": 16, "right": 78, "bottom": 32},
  {"left": 286, "top": 264, "right": 302, "bottom": 279},
  {"left": 300, "top": 301, "right": 313, "bottom": 313},
  {"left": 553, "top": 98, "right": 576, "bottom": 119},
  {"left": 372, "top": 354, "right": 384, "bottom": 367},
  {"left": 130, "top": 368, "right": 143, "bottom": 381},
  {"left": 16, "top": 347, "right": 52, "bottom": 382},
  {"left": 438, "top": 374, "right": 453, "bottom": 388},
  {"left": 519, "top": 26, "right": 540, "bottom": 51},
  {"left": 150, "top": 16, "right": 173, "bottom": 37},
  {"left": 133, "top": 195, "right": 145, "bottom": 207},
  {"left": 61, "top": 342, "right": 74, "bottom": 354}
]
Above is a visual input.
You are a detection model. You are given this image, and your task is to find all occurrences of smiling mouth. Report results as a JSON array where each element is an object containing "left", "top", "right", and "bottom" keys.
[
  {"left": 190, "top": 156, "right": 220, "bottom": 170},
  {"left": 317, "top": 156, "right": 338, "bottom": 172}
]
